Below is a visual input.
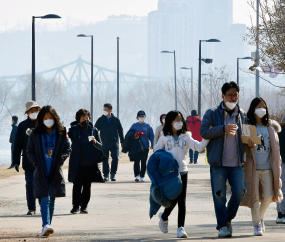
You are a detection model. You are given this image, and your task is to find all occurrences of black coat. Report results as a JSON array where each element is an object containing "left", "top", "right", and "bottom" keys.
[
  {"left": 13, "top": 118, "right": 37, "bottom": 171},
  {"left": 26, "top": 128, "right": 71, "bottom": 198},
  {"left": 278, "top": 125, "right": 285, "bottom": 164},
  {"left": 95, "top": 114, "right": 124, "bottom": 149},
  {"left": 122, "top": 129, "right": 145, "bottom": 161},
  {"left": 68, "top": 122, "right": 105, "bottom": 183},
  {"left": 9, "top": 122, "right": 18, "bottom": 144}
]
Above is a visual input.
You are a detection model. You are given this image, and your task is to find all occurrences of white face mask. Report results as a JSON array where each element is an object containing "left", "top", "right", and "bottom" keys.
[
  {"left": 44, "top": 119, "right": 55, "bottom": 128},
  {"left": 103, "top": 111, "right": 109, "bottom": 116},
  {"left": 173, "top": 122, "right": 183, "bottom": 131},
  {"left": 29, "top": 112, "right": 38, "bottom": 120},
  {"left": 138, "top": 117, "right": 145, "bottom": 123},
  {"left": 255, "top": 108, "right": 266, "bottom": 118},
  {"left": 162, "top": 119, "right": 165, "bottom": 124},
  {"left": 224, "top": 99, "right": 237, "bottom": 110}
]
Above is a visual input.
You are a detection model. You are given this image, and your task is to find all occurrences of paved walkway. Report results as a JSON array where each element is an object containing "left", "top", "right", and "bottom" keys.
[{"left": 0, "top": 155, "right": 284, "bottom": 241}]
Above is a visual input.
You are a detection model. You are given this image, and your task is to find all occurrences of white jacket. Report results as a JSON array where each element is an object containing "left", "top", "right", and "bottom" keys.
[{"left": 154, "top": 132, "right": 209, "bottom": 173}]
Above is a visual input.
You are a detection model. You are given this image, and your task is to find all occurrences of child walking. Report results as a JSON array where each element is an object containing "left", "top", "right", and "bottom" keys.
[
  {"left": 154, "top": 111, "right": 209, "bottom": 238},
  {"left": 241, "top": 97, "right": 283, "bottom": 236},
  {"left": 26, "top": 105, "right": 71, "bottom": 236}
]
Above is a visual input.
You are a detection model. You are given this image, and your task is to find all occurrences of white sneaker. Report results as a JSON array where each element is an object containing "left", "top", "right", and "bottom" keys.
[
  {"left": 218, "top": 226, "right": 231, "bottom": 238},
  {"left": 276, "top": 216, "right": 284, "bottom": 224},
  {"left": 177, "top": 226, "right": 188, "bottom": 238},
  {"left": 140, "top": 177, "right": 145, "bottom": 182},
  {"left": 42, "top": 225, "right": 54, "bottom": 236},
  {"left": 254, "top": 224, "right": 263, "bottom": 236},
  {"left": 158, "top": 212, "right": 168, "bottom": 233},
  {"left": 260, "top": 219, "right": 265, "bottom": 233},
  {"left": 135, "top": 176, "right": 140, "bottom": 182}
]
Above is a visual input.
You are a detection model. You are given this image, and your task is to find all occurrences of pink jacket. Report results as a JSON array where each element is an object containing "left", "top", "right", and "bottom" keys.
[{"left": 240, "top": 120, "right": 283, "bottom": 208}]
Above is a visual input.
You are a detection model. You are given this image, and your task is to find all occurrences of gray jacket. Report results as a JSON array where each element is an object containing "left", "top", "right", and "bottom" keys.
[{"left": 200, "top": 102, "right": 247, "bottom": 167}]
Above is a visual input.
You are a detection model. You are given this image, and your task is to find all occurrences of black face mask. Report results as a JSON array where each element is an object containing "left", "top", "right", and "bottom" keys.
[{"left": 80, "top": 120, "right": 89, "bottom": 128}]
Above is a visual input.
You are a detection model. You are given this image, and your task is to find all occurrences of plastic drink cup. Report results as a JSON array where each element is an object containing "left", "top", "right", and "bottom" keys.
[{"left": 230, "top": 125, "right": 238, "bottom": 136}]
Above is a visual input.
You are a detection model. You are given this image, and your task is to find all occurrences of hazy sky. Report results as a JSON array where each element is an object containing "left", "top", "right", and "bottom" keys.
[{"left": 0, "top": 0, "right": 255, "bottom": 31}]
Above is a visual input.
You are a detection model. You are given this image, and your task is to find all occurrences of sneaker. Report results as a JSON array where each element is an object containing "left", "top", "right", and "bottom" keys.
[
  {"left": 276, "top": 216, "right": 284, "bottom": 224},
  {"left": 140, "top": 177, "right": 145, "bottom": 182},
  {"left": 218, "top": 226, "right": 231, "bottom": 238},
  {"left": 189, "top": 160, "right": 193, "bottom": 164},
  {"left": 135, "top": 176, "right": 140, "bottom": 182},
  {"left": 42, "top": 224, "right": 54, "bottom": 236},
  {"left": 194, "top": 161, "right": 198, "bottom": 164},
  {"left": 227, "top": 221, "right": 233, "bottom": 235},
  {"left": 158, "top": 212, "right": 168, "bottom": 233},
  {"left": 104, "top": 176, "right": 109, "bottom": 182},
  {"left": 177, "top": 226, "right": 188, "bottom": 238},
  {"left": 27, "top": 210, "right": 36, "bottom": 215},
  {"left": 260, "top": 219, "right": 265, "bottom": 233},
  {"left": 254, "top": 224, "right": 263, "bottom": 236},
  {"left": 110, "top": 173, "right": 116, "bottom": 181},
  {"left": 70, "top": 207, "right": 80, "bottom": 214},
  {"left": 80, "top": 208, "right": 88, "bottom": 214},
  {"left": 7, "top": 165, "right": 14, "bottom": 169}
]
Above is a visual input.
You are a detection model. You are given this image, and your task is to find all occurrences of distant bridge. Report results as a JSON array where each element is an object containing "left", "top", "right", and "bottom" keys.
[{"left": 0, "top": 56, "right": 162, "bottom": 94}]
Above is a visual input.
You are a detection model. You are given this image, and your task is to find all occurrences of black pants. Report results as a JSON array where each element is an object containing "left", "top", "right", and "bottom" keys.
[
  {"left": 72, "top": 166, "right": 93, "bottom": 209},
  {"left": 162, "top": 173, "right": 188, "bottom": 228},
  {"left": 133, "top": 149, "right": 149, "bottom": 178}
]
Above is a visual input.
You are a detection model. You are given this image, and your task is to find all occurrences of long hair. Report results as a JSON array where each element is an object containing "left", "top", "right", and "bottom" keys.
[
  {"left": 247, "top": 97, "right": 269, "bottom": 126},
  {"left": 162, "top": 111, "right": 188, "bottom": 136},
  {"left": 34, "top": 105, "right": 63, "bottom": 135}
]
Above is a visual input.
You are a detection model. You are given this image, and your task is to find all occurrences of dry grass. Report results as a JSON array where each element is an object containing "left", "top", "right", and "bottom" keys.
[{"left": 0, "top": 151, "right": 140, "bottom": 180}]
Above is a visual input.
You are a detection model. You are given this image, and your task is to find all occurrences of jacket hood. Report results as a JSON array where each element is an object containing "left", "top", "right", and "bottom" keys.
[
  {"left": 166, "top": 131, "right": 191, "bottom": 139},
  {"left": 269, "top": 119, "right": 282, "bottom": 133}
]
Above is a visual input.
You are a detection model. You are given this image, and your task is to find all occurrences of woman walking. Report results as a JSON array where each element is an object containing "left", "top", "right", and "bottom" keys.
[
  {"left": 276, "top": 114, "right": 285, "bottom": 224},
  {"left": 68, "top": 109, "right": 105, "bottom": 214},
  {"left": 26, "top": 105, "right": 71, "bottom": 236},
  {"left": 153, "top": 114, "right": 166, "bottom": 149},
  {"left": 241, "top": 97, "right": 283, "bottom": 236},
  {"left": 154, "top": 110, "right": 209, "bottom": 238}
]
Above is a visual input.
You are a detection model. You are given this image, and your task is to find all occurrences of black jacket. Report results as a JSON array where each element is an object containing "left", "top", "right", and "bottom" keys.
[
  {"left": 95, "top": 114, "right": 124, "bottom": 149},
  {"left": 26, "top": 127, "right": 71, "bottom": 198},
  {"left": 68, "top": 121, "right": 105, "bottom": 183},
  {"left": 9, "top": 122, "right": 18, "bottom": 144},
  {"left": 278, "top": 125, "right": 285, "bottom": 164},
  {"left": 13, "top": 118, "right": 37, "bottom": 171},
  {"left": 122, "top": 129, "right": 145, "bottom": 161}
]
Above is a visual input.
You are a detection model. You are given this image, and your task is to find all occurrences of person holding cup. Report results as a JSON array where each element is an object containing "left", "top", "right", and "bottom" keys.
[
  {"left": 200, "top": 82, "right": 247, "bottom": 238},
  {"left": 240, "top": 97, "right": 283, "bottom": 236}
]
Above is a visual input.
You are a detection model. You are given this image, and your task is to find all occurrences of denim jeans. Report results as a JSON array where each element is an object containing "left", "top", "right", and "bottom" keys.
[
  {"left": 134, "top": 149, "right": 149, "bottom": 178},
  {"left": 210, "top": 166, "right": 246, "bottom": 230},
  {"left": 11, "top": 143, "right": 15, "bottom": 166},
  {"left": 25, "top": 170, "right": 36, "bottom": 211},
  {"left": 102, "top": 149, "right": 119, "bottom": 177},
  {"left": 39, "top": 195, "right": 55, "bottom": 227},
  {"left": 189, "top": 149, "right": 199, "bottom": 162}
]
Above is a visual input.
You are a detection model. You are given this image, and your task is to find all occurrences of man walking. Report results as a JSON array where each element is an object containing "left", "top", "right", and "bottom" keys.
[
  {"left": 200, "top": 82, "right": 247, "bottom": 238},
  {"left": 95, "top": 103, "right": 124, "bottom": 182},
  {"left": 13, "top": 101, "right": 41, "bottom": 215},
  {"left": 8, "top": 116, "right": 18, "bottom": 169},
  {"left": 186, "top": 110, "right": 202, "bottom": 164}
]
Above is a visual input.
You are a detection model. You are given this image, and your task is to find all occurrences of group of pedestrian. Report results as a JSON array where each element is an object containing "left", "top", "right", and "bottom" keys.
[{"left": 8, "top": 81, "right": 285, "bottom": 238}]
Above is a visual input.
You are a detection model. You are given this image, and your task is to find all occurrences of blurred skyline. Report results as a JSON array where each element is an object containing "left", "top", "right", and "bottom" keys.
[{"left": 0, "top": 0, "right": 254, "bottom": 32}]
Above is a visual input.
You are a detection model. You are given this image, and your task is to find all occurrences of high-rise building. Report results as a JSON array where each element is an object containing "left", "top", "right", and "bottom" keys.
[{"left": 148, "top": 0, "right": 245, "bottom": 77}]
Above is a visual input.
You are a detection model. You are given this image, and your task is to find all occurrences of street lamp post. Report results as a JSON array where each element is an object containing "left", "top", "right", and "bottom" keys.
[
  {"left": 161, "top": 50, "right": 177, "bottom": 110},
  {"left": 237, "top": 56, "right": 253, "bottom": 105},
  {"left": 180, "top": 67, "right": 194, "bottom": 106},
  {"left": 77, "top": 34, "right": 94, "bottom": 123},
  {"left": 198, "top": 39, "right": 221, "bottom": 116},
  {"left": 256, "top": 0, "right": 260, "bottom": 97},
  {"left": 32, "top": 14, "right": 61, "bottom": 101},
  {"left": 117, "top": 37, "right": 120, "bottom": 119}
]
